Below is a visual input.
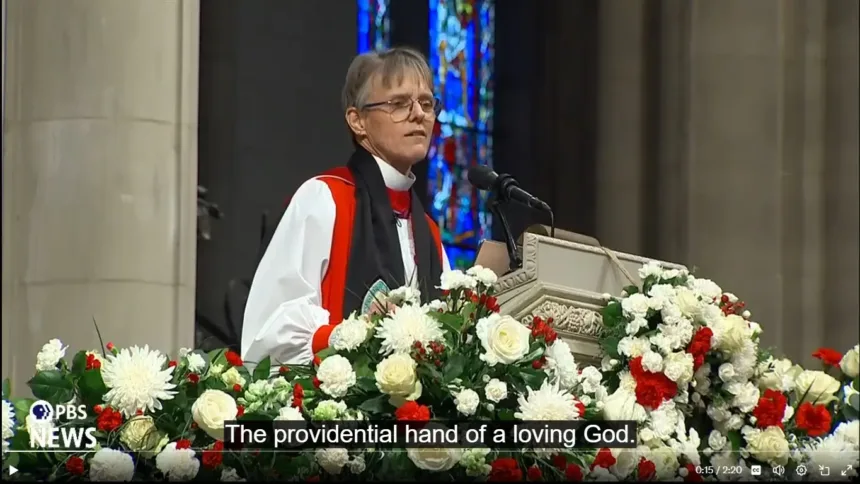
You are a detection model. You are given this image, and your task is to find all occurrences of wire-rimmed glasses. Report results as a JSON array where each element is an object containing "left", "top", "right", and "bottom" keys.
[{"left": 361, "top": 96, "right": 442, "bottom": 123}]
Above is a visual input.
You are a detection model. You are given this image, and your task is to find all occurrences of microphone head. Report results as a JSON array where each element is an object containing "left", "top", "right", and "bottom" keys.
[{"left": 467, "top": 165, "right": 498, "bottom": 190}]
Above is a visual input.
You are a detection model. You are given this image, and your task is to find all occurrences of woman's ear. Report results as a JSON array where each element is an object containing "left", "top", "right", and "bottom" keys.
[{"left": 345, "top": 108, "right": 366, "bottom": 138}]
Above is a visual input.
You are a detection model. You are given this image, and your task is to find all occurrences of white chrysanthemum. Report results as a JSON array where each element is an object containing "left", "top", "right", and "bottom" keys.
[
  {"left": 275, "top": 406, "right": 305, "bottom": 421},
  {"left": 35, "top": 338, "right": 68, "bottom": 372},
  {"left": 155, "top": 442, "right": 200, "bottom": 481},
  {"left": 316, "top": 448, "right": 350, "bottom": 475},
  {"left": 543, "top": 340, "right": 579, "bottom": 389},
  {"left": 454, "top": 389, "right": 480, "bottom": 416},
  {"left": 375, "top": 305, "right": 444, "bottom": 355},
  {"left": 186, "top": 353, "right": 206, "bottom": 373},
  {"left": 316, "top": 355, "right": 357, "bottom": 398},
  {"left": 101, "top": 345, "right": 177, "bottom": 417},
  {"left": 2, "top": 400, "right": 15, "bottom": 453},
  {"left": 330, "top": 315, "right": 371, "bottom": 352},
  {"left": 514, "top": 380, "right": 581, "bottom": 420},
  {"left": 439, "top": 270, "right": 477, "bottom": 291},
  {"left": 89, "top": 448, "right": 136, "bottom": 481},
  {"left": 466, "top": 265, "right": 498, "bottom": 286},
  {"left": 387, "top": 286, "right": 421, "bottom": 306}
]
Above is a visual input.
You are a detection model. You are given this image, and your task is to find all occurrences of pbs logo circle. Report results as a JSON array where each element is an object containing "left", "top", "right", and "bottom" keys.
[{"left": 29, "top": 400, "right": 55, "bottom": 421}]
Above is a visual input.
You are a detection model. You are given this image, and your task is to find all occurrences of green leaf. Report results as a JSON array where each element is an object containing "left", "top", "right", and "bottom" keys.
[
  {"left": 355, "top": 377, "right": 378, "bottom": 393},
  {"left": 521, "top": 346, "right": 544, "bottom": 364},
  {"left": 434, "top": 312, "right": 466, "bottom": 334},
  {"left": 442, "top": 353, "right": 466, "bottom": 384},
  {"left": 2, "top": 451, "right": 19, "bottom": 469},
  {"left": 849, "top": 392, "right": 860, "bottom": 412},
  {"left": 315, "top": 348, "right": 336, "bottom": 360},
  {"left": 70, "top": 350, "right": 88, "bottom": 376},
  {"left": 518, "top": 367, "right": 547, "bottom": 389},
  {"left": 27, "top": 370, "right": 75, "bottom": 403},
  {"left": 727, "top": 430, "right": 742, "bottom": 452},
  {"left": 253, "top": 356, "right": 272, "bottom": 382},
  {"left": 207, "top": 348, "right": 226, "bottom": 365},
  {"left": 496, "top": 409, "right": 516, "bottom": 420},
  {"left": 600, "top": 335, "right": 621, "bottom": 360},
  {"left": 78, "top": 370, "right": 108, "bottom": 408},
  {"left": 2, "top": 378, "right": 9, "bottom": 399},
  {"left": 358, "top": 394, "right": 389, "bottom": 415},
  {"left": 354, "top": 354, "right": 374, "bottom": 378}
]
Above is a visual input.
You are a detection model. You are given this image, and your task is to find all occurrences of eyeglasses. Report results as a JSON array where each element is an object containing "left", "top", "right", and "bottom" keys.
[{"left": 361, "top": 96, "right": 442, "bottom": 122}]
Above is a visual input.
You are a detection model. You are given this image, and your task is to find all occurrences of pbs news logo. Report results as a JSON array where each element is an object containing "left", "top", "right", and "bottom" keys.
[{"left": 28, "top": 400, "right": 97, "bottom": 450}]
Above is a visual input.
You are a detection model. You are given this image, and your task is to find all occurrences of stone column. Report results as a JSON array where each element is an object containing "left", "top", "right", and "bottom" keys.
[{"left": 1, "top": 0, "right": 199, "bottom": 392}]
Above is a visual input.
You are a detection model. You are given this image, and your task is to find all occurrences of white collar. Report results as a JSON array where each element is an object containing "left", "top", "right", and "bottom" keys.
[{"left": 373, "top": 155, "right": 415, "bottom": 191}]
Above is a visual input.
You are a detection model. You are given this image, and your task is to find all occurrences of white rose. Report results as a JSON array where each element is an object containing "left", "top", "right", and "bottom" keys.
[
  {"left": 191, "top": 389, "right": 238, "bottom": 441},
  {"left": 794, "top": 370, "right": 841, "bottom": 405},
  {"left": 454, "top": 389, "right": 480, "bottom": 416},
  {"left": 221, "top": 367, "right": 246, "bottom": 388},
  {"left": 840, "top": 345, "right": 859, "bottom": 378},
  {"left": 746, "top": 426, "right": 790, "bottom": 466},
  {"left": 89, "top": 448, "right": 136, "bottom": 481},
  {"left": 407, "top": 436, "right": 463, "bottom": 472},
  {"left": 375, "top": 353, "right": 422, "bottom": 403},
  {"left": 316, "top": 355, "right": 357, "bottom": 398},
  {"left": 119, "top": 416, "right": 169, "bottom": 457},
  {"left": 621, "top": 293, "right": 651, "bottom": 319},
  {"left": 716, "top": 315, "right": 751, "bottom": 353},
  {"left": 673, "top": 287, "right": 702, "bottom": 319},
  {"left": 35, "top": 339, "right": 68, "bottom": 372},
  {"left": 718, "top": 363, "right": 736, "bottom": 382},
  {"left": 315, "top": 448, "right": 350, "bottom": 475},
  {"left": 155, "top": 442, "right": 200, "bottom": 481},
  {"left": 439, "top": 270, "right": 477, "bottom": 291},
  {"left": 475, "top": 314, "right": 531, "bottom": 366},
  {"left": 484, "top": 379, "right": 508, "bottom": 403},
  {"left": 467, "top": 265, "right": 498, "bottom": 286},
  {"left": 663, "top": 352, "right": 694, "bottom": 385}
]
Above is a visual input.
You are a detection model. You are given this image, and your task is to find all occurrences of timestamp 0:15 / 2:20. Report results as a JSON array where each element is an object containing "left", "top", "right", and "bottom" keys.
[{"left": 695, "top": 465, "right": 746, "bottom": 476}]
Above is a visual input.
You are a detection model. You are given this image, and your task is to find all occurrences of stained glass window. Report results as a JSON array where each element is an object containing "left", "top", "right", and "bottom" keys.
[
  {"left": 428, "top": 0, "right": 495, "bottom": 269},
  {"left": 358, "top": 0, "right": 391, "bottom": 53}
]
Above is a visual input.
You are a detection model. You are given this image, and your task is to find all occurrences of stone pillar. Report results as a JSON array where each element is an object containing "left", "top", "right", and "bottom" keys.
[{"left": 1, "top": 0, "right": 199, "bottom": 392}]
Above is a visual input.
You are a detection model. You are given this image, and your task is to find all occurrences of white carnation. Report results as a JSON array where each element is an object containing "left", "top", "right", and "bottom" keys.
[
  {"left": 688, "top": 278, "right": 722, "bottom": 301},
  {"left": 626, "top": 317, "right": 649, "bottom": 336},
  {"left": 840, "top": 345, "right": 859, "bottom": 379},
  {"left": 648, "top": 284, "right": 677, "bottom": 311},
  {"left": 275, "top": 406, "right": 305, "bottom": 421},
  {"left": 375, "top": 305, "right": 445, "bottom": 355},
  {"left": 642, "top": 351, "right": 664, "bottom": 373},
  {"left": 186, "top": 353, "right": 206, "bottom": 373},
  {"left": 316, "top": 355, "right": 357, "bottom": 399},
  {"left": 484, "top": 379, "right": 508, "bottom": 403},
  {"left": 617, "top": 336, "right": 651, "bottom": 358},
  {"left": 725, "top": 381, "right": 759, "bottom": 413},
  {"left": 439, "top": 270, "right": 477, "bottom": 291},
  {"left": 638, "top": 261, "right": 665, "bottom": 279},
  {"left": 718, "top": 363, "right": 736, "bottom": 382},
  {"left": 387, "top": 287, "right": 421, "bottom": 306},
  {"left": 155, "top": 442, "right": 200, "bottom": 480},
  {"left": 330, "top": 315, "right": 371, "bottom": 352},
  {"left": 315, "top": 448, "right": 350, "bottom": 475},
  {"left": 708, "top": 430, "right": 727, "bottom": 451},
  {"left": 347, "top": 455, "right": 366, "bottom": 474},
  {"left": 663, "top": 351, "right": 694, "bottom": 385},
  {"left": 220, "top": 468, "right": 246, "bottom": 482},
  {"left": 649, "top": 400, "right": 681, "bottom": 441},
  {"left": 89, "top": 448, "right": 136, "bottom": 481},
  {"left": 467, "top": 265, "right": 498, "bottom": 286},
  {"left": 35, "top": 339, "right": 68, "bottom": 372},
  {"left": 621, "top": 293, "right": 650, "bottom": 319},
  {"left": 543, "top": 340, "right": 579, "bottom": 389},
  {"left": 454, "top": 389, "right": 480, "bottom": 416}
]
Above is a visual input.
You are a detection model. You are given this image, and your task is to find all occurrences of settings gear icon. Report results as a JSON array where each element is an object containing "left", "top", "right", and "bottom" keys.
[{"left": 29, "top": 400, "right": 54, "bottom": 421}]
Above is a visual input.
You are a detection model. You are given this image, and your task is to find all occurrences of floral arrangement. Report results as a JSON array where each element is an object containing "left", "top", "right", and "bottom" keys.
[
  {"left": 598, "top": 261, "right": 859, "bottom": 481},
  {"left": 0, "top": 266, "right": 608, "bottom": 481},
  {"left": 2, "top": 262, "right": 857, "bottom": 482}
]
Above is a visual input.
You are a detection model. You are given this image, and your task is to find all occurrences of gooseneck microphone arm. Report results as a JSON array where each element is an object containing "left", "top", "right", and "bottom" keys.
[{"left": 489, "top": 196, "right": 523, "bottom": 272}]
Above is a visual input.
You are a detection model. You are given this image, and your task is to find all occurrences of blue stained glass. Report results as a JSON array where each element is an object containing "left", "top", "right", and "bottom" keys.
[
  {"left": 428, "top": 0, "right": 494, "bottom": 268},
  {"left": 358, "top": 0, "right": 391, "bottom": 53}
]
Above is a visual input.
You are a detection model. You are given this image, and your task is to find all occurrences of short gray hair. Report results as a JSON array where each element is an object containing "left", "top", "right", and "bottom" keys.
[{"left": 341, "top": 46, "right": 434, "bottom": 112}]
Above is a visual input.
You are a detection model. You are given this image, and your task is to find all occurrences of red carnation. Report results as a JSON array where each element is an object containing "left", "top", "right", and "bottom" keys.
[
  {"left": 552, "top": 454, "right": 567, "bottom": 470},
  {"left": 65, "top": 455, "right": 85, "bottom": 475},
  {"left": 574, "top": 400, "right": 586, "bottom": 418},
  {"left": 796, "top": 402, "right": 832, "bottom": 437},
  {"left": 187, "top": 373, "right": 199, "bottom": 384},
  {"left": 312, "top": 376, "right": 321, "bottom": 389},
  {"left": 629, "top": 357, "right": 645, "bottom": 379},
  {"left": 96, "top": 407, "right": 123, "bottom": 432},
  {"left": 488, "top": 458, "right": 523, "bottom": 482},
  {"left": 292, "top": 383, "right": 304, "bottom": 408},
  {"left": 176, "top": 439, "right": 192, "bottom": 449},
  {"left": 202, "top": 441, "right": 224, "bottom": 469},
  {"left": 687, "top": 327, "right": 713, "bottom": 370},
  {"left": 591, "top": 448, "right": 616, "bottom": 469},
  {"left": 638, "top": 458, "right": 657, "bottom": 480},
  {"left": 485, "top": 296, "right": 500, "bottom": 312},
  {"left": 565, "top": 463, "right": 584, "bottom": 481},
  {"left": 752, "top": 389, "right": 788, "bottom": 429},
  {"left": 395, "top": 401, "right": 431, "bottom": 421},
  {"left": 237, "top": 405, "right": 245, "bottom": 417},
  {"left": 225, "top": 351, "right": 243, "bottom": 367},
  {"left": 233, "top": 384, "right": 242, "bottom": 392},
  {"left": 635, "top": 371, "right": 677, "bottom": 410},
  {"left": 812, "top": 348, "right": 843, "bottom": 367},
  {"left": 167, "top": 360, "right": 178, "bottom": 368},
  {"left": 684, "top": 463, "right": 703, "bottom": 482},
  {"left": 527, "top": 465, "right": 542, "bottom": 481}
]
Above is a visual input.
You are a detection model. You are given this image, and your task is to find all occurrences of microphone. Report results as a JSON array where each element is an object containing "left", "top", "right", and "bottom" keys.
[{"left": 467, "top": 166, "right": 552, "bottom": 213}]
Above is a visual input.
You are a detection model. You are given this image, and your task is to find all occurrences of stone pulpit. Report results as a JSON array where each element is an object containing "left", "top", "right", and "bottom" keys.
[{"left": 477, "top": 226, "right": 687, "bottom": 367}]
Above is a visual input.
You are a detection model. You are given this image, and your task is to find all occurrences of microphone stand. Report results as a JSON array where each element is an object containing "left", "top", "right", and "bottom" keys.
[{"left": 489, "top": 197, "right": 523, "bottom": 273}]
